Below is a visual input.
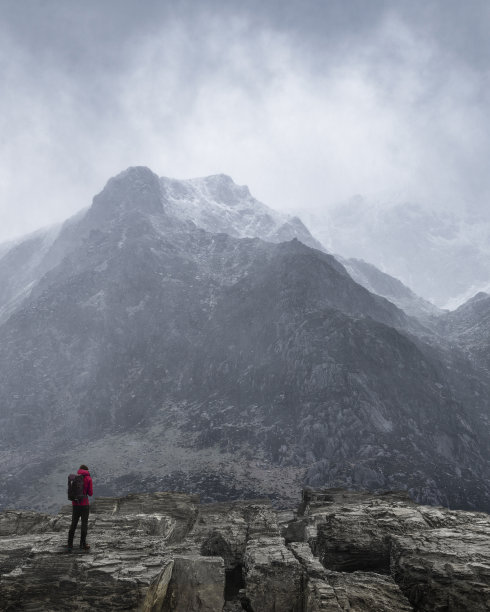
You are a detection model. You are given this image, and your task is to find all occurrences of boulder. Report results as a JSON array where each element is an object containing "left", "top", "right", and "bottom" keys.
[{"left": 243, "top": 535, "right": 303, "bottom": 612}]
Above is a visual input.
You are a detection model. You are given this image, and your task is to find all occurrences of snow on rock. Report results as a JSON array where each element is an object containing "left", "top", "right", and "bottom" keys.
[{"left": 160, "top": 173, "right": 324, "bottom": 251}]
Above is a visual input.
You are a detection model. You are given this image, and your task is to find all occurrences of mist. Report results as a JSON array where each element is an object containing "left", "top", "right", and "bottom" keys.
[{"left": 1, "top": 0, "right": 490, "bottom": 244}]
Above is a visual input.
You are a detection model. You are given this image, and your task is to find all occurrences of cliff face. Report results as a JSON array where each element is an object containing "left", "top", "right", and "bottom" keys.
[
  {"left": 1, "top": 488, "right": 488, "bottom": 611},
  {"left": 0, "top": 168, "right": 489, "bottom": 513}
]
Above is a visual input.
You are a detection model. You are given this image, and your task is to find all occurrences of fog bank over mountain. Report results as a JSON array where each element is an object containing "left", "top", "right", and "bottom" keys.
[{"left": 303, "top": 197, "right": 490, "bottom": 309}]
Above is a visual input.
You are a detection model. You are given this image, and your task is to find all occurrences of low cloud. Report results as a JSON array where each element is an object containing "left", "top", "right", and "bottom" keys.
[{"left": 1, "top": 2, "right": 489, "bottom": 242}]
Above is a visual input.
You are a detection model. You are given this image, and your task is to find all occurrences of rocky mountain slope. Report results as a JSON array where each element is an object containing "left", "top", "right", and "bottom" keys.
[
  {"left": 1, "top": 488, "right": 488, "bottom": 611},
  {"left": 0, "top": 167, "right": 489, "bottom": 513},
  {"left": 338, "top": 257, "right": 444, "bottom": 324},
  {"left": 0, "top": 225, "right": 60, "bottom": 324},
  {"left": 436, "top": 292, "right": 490, "bottom": 368}
]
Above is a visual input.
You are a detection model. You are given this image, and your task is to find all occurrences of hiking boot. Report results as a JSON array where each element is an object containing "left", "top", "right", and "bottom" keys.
[{"left": 80, "top": 543, "right": 90, "bottom": 551}]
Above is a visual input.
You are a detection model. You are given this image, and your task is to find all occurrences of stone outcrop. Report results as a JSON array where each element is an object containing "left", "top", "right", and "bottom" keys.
[
  {"left": 391, "top": 527, "right": 490, "bottom": 611},
  {"left": 287, "top": 488, "right": 490, "bottom": 611},
  {"left": 1, "top": 488, "right": 489, "bottom": 611},
  {"left": 243, "top": 535, "right": 303, "bottom": 611},
  {"left": 288, "top": 542, "right": 413, "bottom": 612}
]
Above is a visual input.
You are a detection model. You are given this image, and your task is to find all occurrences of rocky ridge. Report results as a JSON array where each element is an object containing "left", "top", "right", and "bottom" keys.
[
  {"left": 1, "top": 488, "right": 488, "bottom": 611},
  {"left": 159, "top": 173, "right": 324, "bottom": 251},
  {"left": 339, "top": 257, "right": 444, "bottom": 325},
  {"left": 436, "top": 292, "right": 490, "bottom": 370},
  {"left": 0, "top": 169, "right": 320, "bottom": 326}
]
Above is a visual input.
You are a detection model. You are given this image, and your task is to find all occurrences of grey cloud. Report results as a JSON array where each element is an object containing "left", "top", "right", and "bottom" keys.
[{"left": 1, "top": 0, "right": 489, "bottom": 242}]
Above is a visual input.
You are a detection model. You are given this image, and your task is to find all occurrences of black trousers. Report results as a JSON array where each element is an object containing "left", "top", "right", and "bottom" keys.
[{"left": 68, "top": 505, "right": 89, "bottom": 547}]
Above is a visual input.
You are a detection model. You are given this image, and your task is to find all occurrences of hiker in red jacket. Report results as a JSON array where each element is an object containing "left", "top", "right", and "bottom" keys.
[{"left": 67, "top": 464, "right": 93, "bottom": 551}]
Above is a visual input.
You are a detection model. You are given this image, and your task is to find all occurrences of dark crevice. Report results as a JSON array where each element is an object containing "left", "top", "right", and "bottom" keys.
[
  {"left": 320, "top": 551, "right": 391, "bottom": 574},
  {"left": 225, "top": 565, "right": 246, "bottom": 601}
]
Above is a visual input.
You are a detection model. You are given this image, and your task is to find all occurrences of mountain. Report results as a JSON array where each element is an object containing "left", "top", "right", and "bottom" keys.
[
  {"left": 0, "top": 167, "right": 488, "bottom": 514},
  {"left": 0, "top": 208, "right": 88, "bottom": 325},
  {"left": 0, "top": 226, "right": 61, "bottom": 324},
  {"left": 0, "top": 171, "right": 320, "bottom": 323},
  {"left": 0, "top": 172, "right": 436, "bottom": 327},
  {"left": 160, "top": 173, "right": 324, "bottom": 250},
  {"left": 305, "top": 198, "right": 490, "bottom": 308},
  {"left": 338, "top": 257, "right": 444, "bottom": 324},
  {"left": 436, "top": 292, "right": 490, "bottom": 370}
]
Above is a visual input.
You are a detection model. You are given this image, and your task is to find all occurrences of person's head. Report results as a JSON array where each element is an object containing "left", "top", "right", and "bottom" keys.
[{"left": 79, "top": 464, "right": 89, "bottom": 471}]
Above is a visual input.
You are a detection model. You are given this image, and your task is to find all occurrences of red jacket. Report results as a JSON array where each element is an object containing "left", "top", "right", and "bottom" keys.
[{"left": 72, "top": 468, "right": 93, "bottom": 506}]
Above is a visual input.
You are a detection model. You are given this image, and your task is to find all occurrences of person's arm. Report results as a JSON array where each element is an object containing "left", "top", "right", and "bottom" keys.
[{"left": 87, "top": 476, "right": 93, "bottom": 497}]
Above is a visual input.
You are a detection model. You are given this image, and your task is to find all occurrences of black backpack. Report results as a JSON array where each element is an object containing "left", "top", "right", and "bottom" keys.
[{"left": 67, "top": 473, "right": 85, "bottom": 502}]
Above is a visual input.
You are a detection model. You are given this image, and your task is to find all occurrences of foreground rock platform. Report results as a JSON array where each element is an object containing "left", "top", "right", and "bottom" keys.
[{"left": 0, "top": 488, "right": 488, "bottom": 611}]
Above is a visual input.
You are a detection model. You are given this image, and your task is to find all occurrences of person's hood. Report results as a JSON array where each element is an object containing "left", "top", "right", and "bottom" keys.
[{"left": 77, "top": 469, "right": 90, "bottom": 476}]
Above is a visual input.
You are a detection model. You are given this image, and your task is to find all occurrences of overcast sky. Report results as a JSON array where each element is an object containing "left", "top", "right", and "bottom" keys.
[{"left": 1, "top": 0, "right": 489, "bottom": 242}]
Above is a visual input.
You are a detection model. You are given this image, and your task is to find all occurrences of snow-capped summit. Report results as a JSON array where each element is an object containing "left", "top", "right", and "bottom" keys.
[
  {"left": 0, "top": 167, "right": 324, "bottom": 323},
  {"left": 159, "top": 173, "right": 324, "bottom": 250},
  {"left": 84, "top": 167, "right": 324, "bottom": 251}
]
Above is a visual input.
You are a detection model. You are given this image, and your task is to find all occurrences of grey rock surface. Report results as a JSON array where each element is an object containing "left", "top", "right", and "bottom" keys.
[
  {"left": 163, "top": 555, "right": 225, "bottom": 611},
  {"left": 436, "top": 291, "right": 490, "bottom": 371},
  {"left": 287, "top": 488, "right": 490, "bottom": 611},
  {"left": 243, "top": 535, "right": 303, "bottom": 611},
  {"left": 391, "top": 526, "right": 490, "bottom": 611},
  {"left": 1, "top": 488, "right": 489, "bottom": 611}
]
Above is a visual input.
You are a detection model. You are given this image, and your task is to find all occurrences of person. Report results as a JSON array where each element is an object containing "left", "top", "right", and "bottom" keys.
[{"left": 67, "top": 464, "right": 93, "bottom": 552}]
